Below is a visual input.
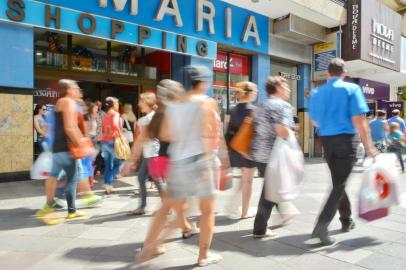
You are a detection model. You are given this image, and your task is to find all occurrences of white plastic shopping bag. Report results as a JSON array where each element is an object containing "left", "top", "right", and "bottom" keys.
[
  {"left": 359, "top": 154, "right": 400, "bottom": 221},
  {"left": 265, "top": 131, "right": 304, "bottom": 203},
  {"left": 31, "top": 151, "right": 53, "bottom": 180}
]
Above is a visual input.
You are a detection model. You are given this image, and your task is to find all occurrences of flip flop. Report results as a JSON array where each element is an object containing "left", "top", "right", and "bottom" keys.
[
  {"left": 127, "top": 209, "right": 146, "bottom": 216},
  {"left": 135, "top": 246, "right": 166, "bottom": 264}
]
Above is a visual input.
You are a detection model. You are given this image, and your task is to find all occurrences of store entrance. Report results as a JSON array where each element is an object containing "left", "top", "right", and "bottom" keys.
[{"left": 79, "top": 81, "right": 140, "bottom": 115}]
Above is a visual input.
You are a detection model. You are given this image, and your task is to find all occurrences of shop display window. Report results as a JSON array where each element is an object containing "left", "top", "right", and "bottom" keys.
[
  {"left": 213, "top": 51, "right": 250, "bottom": 115},
  {"left": 71, "top": 36, "right": 107, "bottom": 72},
  {"left": 34, "top": 30, "right": 68, "bottom": 69},
  {"left": 111, "top": 43, "right": 140, "bottom": 77}
]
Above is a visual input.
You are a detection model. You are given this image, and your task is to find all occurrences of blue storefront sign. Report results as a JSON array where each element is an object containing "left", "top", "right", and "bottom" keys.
[
  {"left": 0, "top": 0, "right": 221, "bottom": 58},
  {"left": 0, "top": 0, "right": 269, "bottom": 58}
]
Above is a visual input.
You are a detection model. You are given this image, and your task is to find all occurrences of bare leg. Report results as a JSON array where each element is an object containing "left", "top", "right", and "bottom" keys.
[
  {"left": 240, "top": 167, "right": 255, "bottom": 218},
  {"left": 45, "top": 177, "right": 58, "bottom": 206},
  {"left": 197, "top": 197, "right": 216, "bottom": 262},
  {"left": 77, "top": 180, "right": 93, "bottom": 196}
]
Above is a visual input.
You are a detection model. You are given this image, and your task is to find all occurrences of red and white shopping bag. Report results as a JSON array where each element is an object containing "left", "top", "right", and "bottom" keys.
[{"left": 359, "top": 154, "right": 400, "bottom": 221}]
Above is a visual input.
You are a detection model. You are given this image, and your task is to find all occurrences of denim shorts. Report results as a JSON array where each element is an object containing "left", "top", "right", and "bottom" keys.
[{"left": 50, "top": 152, "right": 78, "bottom": 180}]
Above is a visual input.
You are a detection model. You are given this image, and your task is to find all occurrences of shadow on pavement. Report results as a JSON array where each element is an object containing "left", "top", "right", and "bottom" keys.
[{"left": 0, "top": 208, "right": 44, "bottom": 230}]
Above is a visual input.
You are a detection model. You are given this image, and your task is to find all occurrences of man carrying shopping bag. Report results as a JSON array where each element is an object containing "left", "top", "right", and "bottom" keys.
[{"left": 308, "top": 58, "right": 378, "bottom": 246}]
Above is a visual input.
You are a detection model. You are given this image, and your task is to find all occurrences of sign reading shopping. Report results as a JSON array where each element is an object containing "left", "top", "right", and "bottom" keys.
[{"left": 0, "top": 0, "right": 269, "bottom": 58}]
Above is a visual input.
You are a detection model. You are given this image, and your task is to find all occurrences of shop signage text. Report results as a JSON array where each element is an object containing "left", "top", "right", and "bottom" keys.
[
  {"left": 213, "top": 51, "right": 249, "bottom": 75},
  {"left": 343, "top": 0, "right": 401, "bottom": 71},
  {"left": 352, "top": 78, "right": 390, "bottom": 101},
  {"left": 33, "top": 0, "right": 269, "bottom": 54},
  {"left": 1, "top": 0, "right": 218, "bottom": 59},
  {"left": 279, "top": 72, "right": 300, "bottom": 81},
  {"left": 370, "top": 19, "right": 396, "bottom": 64},
  {"left": 312, "top": 32, "right": 339, "bottom": 81}
]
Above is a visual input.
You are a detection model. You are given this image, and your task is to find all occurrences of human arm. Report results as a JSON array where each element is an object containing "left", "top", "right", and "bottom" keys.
[
  {"left": 33, "top": 116, "right": 47, "bottom": 137},
  {"left": 353, "top": 115, "right": 378, "bottom": 157}
]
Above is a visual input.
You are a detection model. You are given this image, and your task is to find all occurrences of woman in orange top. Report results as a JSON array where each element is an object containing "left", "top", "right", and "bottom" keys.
[{"left": 101, "top": 97, "right": 122, "bottom": 194}]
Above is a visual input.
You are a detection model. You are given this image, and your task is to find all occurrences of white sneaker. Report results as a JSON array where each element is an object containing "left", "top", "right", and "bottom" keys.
[{"left": 253, "top": 229, "right": 276, "bottom": 239}]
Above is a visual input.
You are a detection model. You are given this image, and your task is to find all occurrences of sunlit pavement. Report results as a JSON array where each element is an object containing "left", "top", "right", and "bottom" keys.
[{"left": 0, "top": 159, "right": 406, "bottom": 270}]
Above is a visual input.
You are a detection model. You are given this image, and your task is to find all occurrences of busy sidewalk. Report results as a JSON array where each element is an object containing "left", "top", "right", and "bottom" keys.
[{"left": 0, "top": 159, "right": 406, "bottom": 270}]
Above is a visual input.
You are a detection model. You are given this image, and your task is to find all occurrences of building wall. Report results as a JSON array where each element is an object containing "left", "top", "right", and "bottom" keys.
[{"left": 0, "top": 22, "right": 34, "bottom": 179}]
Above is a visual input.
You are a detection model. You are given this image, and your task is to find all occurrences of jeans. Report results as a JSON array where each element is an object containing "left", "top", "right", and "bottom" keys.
[
  {"left": 137, "top": 157, "right": 164, "bottom": 209},
  {"left": 102, "top": 142, "right": 121, "bottom": 186},
  {"left": 253, "top": 162, "right": 278, "bottom": 235},
  {"left": 388, "top": 146, "right": 405, "bottom": 172},
  {"left": 50, "top": 152, "right": 78, "bottom": 213},
  {"left": 314, "top": 135, "right": 355, "bottom": 231}
]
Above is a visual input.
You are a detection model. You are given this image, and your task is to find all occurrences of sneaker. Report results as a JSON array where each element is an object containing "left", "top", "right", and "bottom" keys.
[
  {"left": 341, "top": 221, "right": 356, "bottom": 233},
  {"left": 54, "top": 198, "right": 67, "bottom": 210},
  {"left": 66, "top": 211, "right": 87, "bottom": 220},
  {"left": 253, "top": 229, "right": 276, "bottom": 239},
  {"left": 35, "top": 203, "right": 56, "bottom": 218},
  {"left": 82, "top": 194, "right": 103, "bottom": 207}
]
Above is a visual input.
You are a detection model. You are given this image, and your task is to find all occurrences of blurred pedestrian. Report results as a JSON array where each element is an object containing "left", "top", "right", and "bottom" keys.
[
  {"left": 250, "top": 76, "right": 295, "bottom": 238},
  {"left": 369, "top": 110, "right": 389, "bottom": 153},
  {"left": 85, "top": 102, "right": 99, "bottom": 186},
  {"left": 36, "top": 79, "right": 86, "bottom": 224},
  {"left": 122, "top": 80, "right": 198, "bottom": 256},
  {"left": 387, "top": 122, "right": 405, "bottom": 173},
  {"left": 127, "top": 93, "right": 159, "bottom": 215},
  {"left": 94, "top": 100, "right": 104, "bottom": 177},
  {"left": 101, "top": 97, "right": 122, "bottom": 194},
  {"left": 309, "top": 58, "right": 378, "bottom": 245},
  {"left": 225, "top": 81, "right": 258, "bottom": 219},
  {"left": 121, "top": 103, "right": 137, "bottom": 147},
  {"left": 34, "top": 103, "right": 48, "bottom": 157},
  {"left": 136, "top": 66, "right": 226, "bottom": 266},
  {"left": 388, "top": 109, "right": 405, "bottom": 134}
]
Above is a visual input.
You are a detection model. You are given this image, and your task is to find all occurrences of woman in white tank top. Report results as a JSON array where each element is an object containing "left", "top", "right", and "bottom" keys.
[{"left": 136, "top": 66, "right": 228, "bottom": 267}]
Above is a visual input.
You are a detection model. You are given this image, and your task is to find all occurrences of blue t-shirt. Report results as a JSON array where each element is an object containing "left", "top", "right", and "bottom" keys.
[
  {"left": 388, "top": 130, "right": 402, "bottom": 142},
  {"left": 309, "top": 78, "right": 369, "bottom": 136},
  {"left": 369, "top": 118, "right": 386, "bottom": 142},
  {"left": 388, "top": 116, "right": 405, "bottom": 132}
]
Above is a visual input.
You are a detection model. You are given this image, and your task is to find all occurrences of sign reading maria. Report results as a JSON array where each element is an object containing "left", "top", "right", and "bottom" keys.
[{"left": 0, "top": 0, "right": 269, "bottom": 57}]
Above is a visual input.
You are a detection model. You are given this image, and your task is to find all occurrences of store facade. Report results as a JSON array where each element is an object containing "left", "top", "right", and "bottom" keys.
[{"left": 0, "top": 0, "right": 270, "bottom": 181}]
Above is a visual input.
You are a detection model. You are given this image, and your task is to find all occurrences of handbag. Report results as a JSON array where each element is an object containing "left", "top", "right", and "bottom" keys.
[
  {"left": 114, "top": 131, "right": 131, "bottom": 160},
  {"left": 68, "top": 137, "right": 95, "bottom": 160},
  {"left": 148, "top": 156, "right": 170, "bottom": 179},
  {"left": 122, "top": 118, "right": 134, "bottom": 143},
  {"left": 218, "top": 166, "right": 233, "bottom": 191},
  {"left": 229, "top": 116, "right": 254, "bottom": 158}
]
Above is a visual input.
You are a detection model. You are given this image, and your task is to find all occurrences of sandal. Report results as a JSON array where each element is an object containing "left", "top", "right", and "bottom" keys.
[
  {"left": 127, "top": 208, "right": 146, "bottom": 216},
  {"left": 240, "top": 213, "right": 255, "bottom": 220},
  {"left": 197, "top": 254, "right": 223, "bottom": 267},
  {"left": 135, "top": 246, "right": 166, "bottom": 264},
  {"left": 182, "top": 222, "right": 199, "bottom": 239}
]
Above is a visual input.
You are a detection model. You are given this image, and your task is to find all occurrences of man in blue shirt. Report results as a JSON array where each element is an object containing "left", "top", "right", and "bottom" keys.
[
  {"left": 369, "top": 110, "right": 388, "bottom": 153},
  {"left": 309, "top": 58, "right": 378, "bottom": 245},
  {"left": 388, "top": 109, "right": 405, "bottom": 134}
]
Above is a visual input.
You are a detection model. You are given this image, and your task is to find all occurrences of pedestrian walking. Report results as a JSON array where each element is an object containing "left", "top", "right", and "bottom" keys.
[
  {"left": 250, "top": 76, "right": 296, "bottom": 238},
  {"left": 127, "top": 93, "right": 159, "bottom": 215},
  {"left": 309, "top": 58, "right": 378, "bottom": 245},
  {"left": 121, "top": 103, "right": 137, "bottom": 147},
  {"left": 225, "top": 81, "right": 258, "bottom": 219},
  {"left": 101, "top": 97, "right": 122, "bottom": 194},
  {"left": 369, "top": 110, "right": 389, "bottom": 153},
  {"left": 387, "top": 122, "right": 405, "bottom": 173},
  {"left": 33, "top": 103, "right": 48, "bottom": 158},
  {"left": 388, "top": 109, "right": 405, "bottom": 134},
  {"left": 35, "top": 79, "right": 87, "bottom": 225}
]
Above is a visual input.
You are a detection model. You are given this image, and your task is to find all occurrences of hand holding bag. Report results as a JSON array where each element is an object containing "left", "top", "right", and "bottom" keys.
[{"left": 148, "top": 156, "right": 170, "bottom": 179}]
